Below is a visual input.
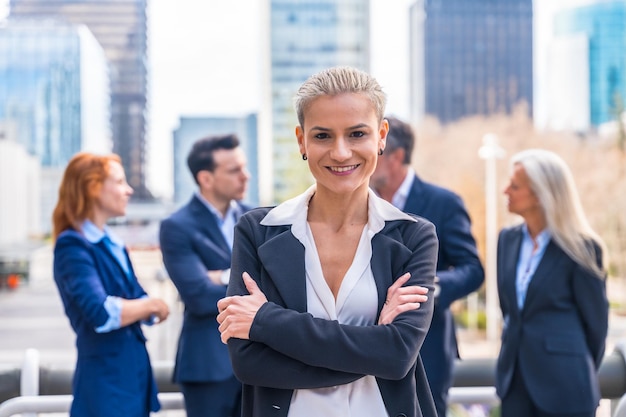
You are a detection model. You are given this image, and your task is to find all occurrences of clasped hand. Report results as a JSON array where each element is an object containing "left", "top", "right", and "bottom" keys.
[
  {"left": 378, "top": 272, "right": 428, "bottom": 325},
  {"left": 217, "top": 272, "right": 267, "bottom": 344},
  {"left": 217, "top": 271, "right": 428, "bottom": 343}
]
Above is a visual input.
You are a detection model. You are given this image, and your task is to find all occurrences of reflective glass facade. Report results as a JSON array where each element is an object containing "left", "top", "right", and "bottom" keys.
[
  {"left": 0, "top": 19, "right": 109, "bottom": 167},
  {"left": 269, "top": 0, "right": 370, "bottom": 202},
  {"left": 10, "top": 0, "right": 151, "bottom": 199},
  {"left": 554, "top": 1, "right": 626, "bottom": 126},
  {"left": 412, "top": 0, "right": 533, "bottom": 124}
]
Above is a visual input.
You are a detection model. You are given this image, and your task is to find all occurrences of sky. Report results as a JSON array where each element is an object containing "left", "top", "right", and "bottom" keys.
[{"left": 0, "top": 0, "right": 587, "bottom": 199}]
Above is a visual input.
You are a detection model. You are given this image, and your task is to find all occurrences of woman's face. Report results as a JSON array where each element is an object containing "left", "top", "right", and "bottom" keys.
[
  {"left": 296, "top": 93, "right": 387, "bottom": 196},
  {"left": 94, "top": 160, "right": 133, "bottom": 220},
  {"left": 504, "top": 163, "right": 541, "bottom": 218}
]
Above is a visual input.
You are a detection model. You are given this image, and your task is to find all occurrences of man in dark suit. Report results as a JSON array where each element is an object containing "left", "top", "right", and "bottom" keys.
[
  {"left": 370, "top": 116, "right": 484, "bottom": 417},
  {"left": 159, "top": 134, "right": 251, "bottom": 417}
]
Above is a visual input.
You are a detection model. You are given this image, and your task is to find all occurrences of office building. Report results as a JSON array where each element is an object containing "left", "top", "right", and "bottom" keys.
[
  {"left": 9, "top": 0, "right": 152, "bottom": 199},
  {"left": 263, "top": 0, "right": 370, "bottom": 203},
  {"left": 171, "top": 115, "right": 259, "bottom": 208},
  {"left": 0, "top": 18, "right": 110, "bottom": 166},
  {"left": 410, "top": 0, "right": 533, "bottom": 124},
  {"left": 553, "top": 0, "right": 626, "bottom": 127},
  {"left": 0, "top": 18, "right": 110, "bottom": 234},
  {"left": 0, "top": 128, "right": 40, "bottom": 245}
]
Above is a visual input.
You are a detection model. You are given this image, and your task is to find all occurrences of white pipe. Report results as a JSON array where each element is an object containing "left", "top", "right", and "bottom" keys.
[
  {"left": 448, "top": 386, "right": 499, "bottom": 406},
  {"left": 0, "top": 393, "right": 184, "bottom": 417}
]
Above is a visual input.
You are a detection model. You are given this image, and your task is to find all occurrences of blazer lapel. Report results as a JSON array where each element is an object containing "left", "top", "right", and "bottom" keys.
[
  {"left": 522, "top": 240, "right": 561, "bottom": 309},
  {"left": 95, "top": 241, "right": 134, "bottom": 295},
  {"left": 258, "top": 230, "right": 308, "bottom": 313},
  {"left": 503, "top": 228, "right": 523, "bottom": 316},
  {"left": 189, "top": 196, "right": 231, "bottom": 255},
  {"left": 404, "top": 175, "right": 429, "bottom": 214},
  {"left": 371, "top": 231, "right": 414, "bottom": 309}
]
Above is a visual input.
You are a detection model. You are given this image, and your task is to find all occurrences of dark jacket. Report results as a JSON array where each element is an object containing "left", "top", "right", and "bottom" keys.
[
  {"left": 159, "top": 195, "right": 250, "bottom": 382},
  {"left": 53, "top": 229, "right": 159, "bottom": 417},
  {"left": 496, "top": 225, "right": 608, "bottom": 413},
  {"left": 402, "top": 175, "right": 484, "bottom": 397},
  {"left": 226, "top": 206, "right": 439, "bottom": 417}
]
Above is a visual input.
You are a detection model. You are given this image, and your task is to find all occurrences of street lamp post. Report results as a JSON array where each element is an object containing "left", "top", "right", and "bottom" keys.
[{"left": 478, "top": 133, "right": 505, "bottom": 342}]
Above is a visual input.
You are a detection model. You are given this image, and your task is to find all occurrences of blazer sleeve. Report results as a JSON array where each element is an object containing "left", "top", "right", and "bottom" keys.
[
  {"left": 572, "top": 245, "right": 608, "bottom": 368},
  {"left": 54, "top": 234, "right": 114, "bottom": 329},
  {"left": 434, "top": 192, "right": 484, "bottom": 309},
  {"left": 226, "top": 215, "right": 438, "bottom": 388},
  {"left": 159, "top": 216, "right": 226, "bottom": 316}
]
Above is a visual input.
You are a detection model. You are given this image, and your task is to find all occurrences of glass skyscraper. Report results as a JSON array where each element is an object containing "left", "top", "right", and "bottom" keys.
[
  {"left": 0, "top": 18, "right": 110, "bottom": 167},
  {"left": 9, "top": 0, "right": 152, "bottom": 199},
  {"left": 554, "top": 1, "right": 626, "bottom": 126},
  {"left": 265, "top": 0, "right": 370, "bottom": 203},
  {"left": 411, "top": 0, "right": 533, "bottom": 124}
]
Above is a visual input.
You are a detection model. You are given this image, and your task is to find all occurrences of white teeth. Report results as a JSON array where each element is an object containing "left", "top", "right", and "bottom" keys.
[{"left": 331, "top": 165, "right": 358, "bottom": 172}]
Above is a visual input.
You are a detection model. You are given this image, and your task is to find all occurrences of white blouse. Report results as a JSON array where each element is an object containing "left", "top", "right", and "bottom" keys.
[{"left": 261, "top": 185, "right": 415, "bottom": 417}]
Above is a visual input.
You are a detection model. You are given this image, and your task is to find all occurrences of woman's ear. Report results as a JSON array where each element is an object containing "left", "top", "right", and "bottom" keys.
[
  {"left": 379, "top": 119, "right": 389, "bottom": 149},
  {"left": 296, "top": 125, "right": 305, "bottom": 155}
]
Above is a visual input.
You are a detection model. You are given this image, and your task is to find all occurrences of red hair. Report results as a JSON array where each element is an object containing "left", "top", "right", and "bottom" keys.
[{"left": 52, "top": 152, "right": 121, "bottom": 240}]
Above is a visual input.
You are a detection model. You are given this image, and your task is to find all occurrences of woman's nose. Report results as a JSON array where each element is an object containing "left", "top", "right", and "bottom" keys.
[{"left": 330, "top": 138, "right": 351, "bottom": 160}]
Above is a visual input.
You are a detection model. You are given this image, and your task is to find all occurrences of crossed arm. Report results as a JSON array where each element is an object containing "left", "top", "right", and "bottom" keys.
[
  {"left": 215, "top": 216, "right": 438, "bottom": 389},
  {"left": 217, "top": 271, "right": 428, "bottom": 341}
]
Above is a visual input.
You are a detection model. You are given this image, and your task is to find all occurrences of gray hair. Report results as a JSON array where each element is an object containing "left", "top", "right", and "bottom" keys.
[
  {"left": 293, "top": 66, "right": 387, "bottom": 127},
  {"left": 512, "top": 149, "right": 606, "bottom": 277}
]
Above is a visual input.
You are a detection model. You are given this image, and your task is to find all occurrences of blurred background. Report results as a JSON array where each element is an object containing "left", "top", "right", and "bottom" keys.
[{"left": 1, "top": 0, "right": 625, "bottom": 415}]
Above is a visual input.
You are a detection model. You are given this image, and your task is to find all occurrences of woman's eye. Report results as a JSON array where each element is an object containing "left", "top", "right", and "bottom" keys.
[
  {"left": 351, "top": 131, "right": 365, "bottom": 138},
  {"left": 314, "top": 133, "right": 330, "bottom": 139}
]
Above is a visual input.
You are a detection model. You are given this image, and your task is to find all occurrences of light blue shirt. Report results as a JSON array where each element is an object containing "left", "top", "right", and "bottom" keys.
[
  {"left": 195, "top": 191, "right": 243, "bottom": 249},
  {"left": 516, "top": 225, "right": 551, "bottom": 309},
  {"left": 391, "top": 167, "right": 415, "bottom": 211},
  {"left": 81, "top": 220, "right": 151, "bottom": 333}
]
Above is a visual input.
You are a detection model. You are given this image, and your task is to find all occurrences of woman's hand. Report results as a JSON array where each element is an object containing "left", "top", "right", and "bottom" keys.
[
  {"left": 149, "top": 298, "right": 170, "bottom": 323},
  {"left": 217, "top": 272, "right": 268, "bottom": 343},
  {"left": 378, "top": 273, "right": 428, "bottom": 325},
  {"left": 120, "top": 297, "right": 169, "bottom": 327}
]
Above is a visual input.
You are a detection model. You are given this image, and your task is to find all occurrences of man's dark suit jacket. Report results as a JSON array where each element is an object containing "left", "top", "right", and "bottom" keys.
[
  {"left": 159, "top": 195, "right": 249, "bottom": 383},
  {"left": 402, "top": 175, "right": 484, "bottom": 410},
  {"left": 226, "top": 206, "right": 439, "bottom": 417},
  {"left": 54, "top": 229, "right": 160, "bottom": 417},
  {"left": 496, "top": 225, "right": 608, "bottom": 414}
]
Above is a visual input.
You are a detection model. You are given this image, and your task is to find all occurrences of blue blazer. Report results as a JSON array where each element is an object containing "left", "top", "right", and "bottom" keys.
[
  {"left": 226, "top": 207, "right": 439, "bottom": 417},
  {"left": 53, "top": 229, "right": 159, "bottom": 417},
  {"left": 402, "top": 175, "right": 484, "bottom": 394},
  {"left": 496, "top": 225, "right": 608, "bottom": 414},
  {"left": 159, "top": 195, "right": 249, "bottom": 383}
]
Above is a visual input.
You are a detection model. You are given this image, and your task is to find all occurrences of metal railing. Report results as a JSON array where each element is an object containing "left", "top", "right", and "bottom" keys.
[{"left": 2, "top": 344, "right": 626, "bottom": 416}]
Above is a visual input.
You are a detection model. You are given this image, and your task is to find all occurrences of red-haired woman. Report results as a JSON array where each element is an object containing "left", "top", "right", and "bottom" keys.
[{"left": 52, "top": 152, "right": 169, "bottom": 417}]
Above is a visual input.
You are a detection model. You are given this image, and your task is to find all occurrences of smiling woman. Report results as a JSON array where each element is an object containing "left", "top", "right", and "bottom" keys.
[{"left": 216, "top": 66, "right": 439, "bottom": 417}]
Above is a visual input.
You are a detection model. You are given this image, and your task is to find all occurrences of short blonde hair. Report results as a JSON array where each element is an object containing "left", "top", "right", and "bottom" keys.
[{"left": 293, "top": 66, "right": 387, "bottom": 127}]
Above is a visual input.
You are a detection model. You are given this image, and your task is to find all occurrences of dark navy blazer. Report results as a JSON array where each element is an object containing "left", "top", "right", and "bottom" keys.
[
  {"left": 53, "top": 229, "right": 159, "bottom": 417},
  {"left": 496, "top": 225, "right": 608, "bottom": 414},
  {"left": 159, "top": 195, "right": 249, "bottom": 383},
  {"left": 226, "top": 207, "right": 439, "bottom": 417},
  {"left": 402, "top": 175, "right": 484, "bottom": 398}
]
